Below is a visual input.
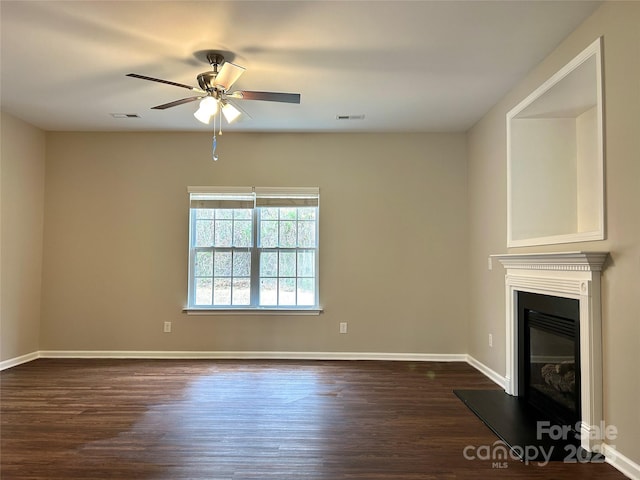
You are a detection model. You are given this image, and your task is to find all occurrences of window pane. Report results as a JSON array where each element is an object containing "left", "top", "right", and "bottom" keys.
[
  {"left": 279, "top": 251, "right": 296, "bottom": 277},
  {"left": 260, "top": 220, "right": 278, "bottom": 247},
  {"left": 233, "top": 220, "right": 252, "bottom": 247},
  {"left": 232, "top": 278, "right": 251, "bottom": 305},
  {"left": 298, "top": 208, "right": 316, "bottom": 220},
  {"left": 260, "top": 251, "right": 278, "bottom": 277},
  {"left": 234, "top": 209, "right": 251, "bottom": 220},
  {"left": 280, "top": 221, "right": 297, "bottom": 247},
  {"left": 195, "top": 278, "right": 212, "bottom": 305},
  {"left": 194, "top": 251, "right": 213, "bottom": 277},
  {"left": 196, "top": 208, "right": 215, "bottom": 219},
  {"left": 214, "top": 251, "right": 232, "bottom": 276},
  {"left": 260, "top": 207, "right": 278, "bottom": 220},
  {"left": 233, "top": 251, "right": 251, "bottom": 277},
  {"left": 280, "top": 208, "right": 297, "bottom": 220},
  {"left": 195, "top": 220, "right": 214, "bottom": 247},
  {"left": 260, "top": 278, "right": 277, "bottom": 306},
  {"left": 297, "top": 221, "right": 316, "bottom": 247},
  {"left": 297, "top": 278, "right": 315, "bottom": 306},
  {"left": 215, "top": 220, "right": 232, "bottom": 247},
  {"left": 216, "top": 209, "right": 232, "bottom": 220},
  {"left": 297, "top": 251, "right": 315, "bottom": 277},
  {"left": 279, "top": 278, "right": 296, "bottom": 305},
  {"left": 213, "top": 278, "right": 231, "bottom": 305}
]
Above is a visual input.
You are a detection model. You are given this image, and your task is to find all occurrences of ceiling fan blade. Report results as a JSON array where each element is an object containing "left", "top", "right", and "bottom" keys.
[
  {"left": 214, "top": 62, "right": 246, "bottom": 91},
  {"left": 126, "top": 73, "right": 205, "bottom": 93},
  {"left": 230, "top": 91, "right": 301, "bottom": 104},
  {"left": 151, "top": 96, "right": 203, "bottom": 110}
]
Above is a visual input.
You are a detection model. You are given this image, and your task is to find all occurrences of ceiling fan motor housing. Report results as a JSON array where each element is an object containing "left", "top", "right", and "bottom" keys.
[
  {"left": 197, "top": 71, "right": 220, "bottom": 93},
  {"left": 197, "top": 52, "right": 226, "bottom": 93}
]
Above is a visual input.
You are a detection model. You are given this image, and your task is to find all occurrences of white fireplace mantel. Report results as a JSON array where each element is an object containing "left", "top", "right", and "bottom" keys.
[{"left": 491, "top": 251, "right": 609, "bottom": 452}]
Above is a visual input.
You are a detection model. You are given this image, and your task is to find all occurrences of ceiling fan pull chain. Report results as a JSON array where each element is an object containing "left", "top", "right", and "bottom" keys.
[{"left": 212, "top": 113, "right": 218, "bottom": 162}]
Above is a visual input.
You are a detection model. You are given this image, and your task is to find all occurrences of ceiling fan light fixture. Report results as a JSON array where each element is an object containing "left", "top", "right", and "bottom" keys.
[
  {"left": 194, "top": 96, "right": 219, "bottom": 124},
  {"left": 221, "top": 101, "right": 242, "bottom": 124}
]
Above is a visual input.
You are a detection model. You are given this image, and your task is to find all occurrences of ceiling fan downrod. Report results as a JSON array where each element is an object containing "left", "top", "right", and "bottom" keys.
[{"left": 206, "top": 53, "right": 224, "bottom": 70}]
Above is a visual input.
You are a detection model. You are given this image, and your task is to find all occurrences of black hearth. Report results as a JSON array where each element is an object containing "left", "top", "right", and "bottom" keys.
[{"left": 454, "top": 291, "right": 590, "bottom": 462}]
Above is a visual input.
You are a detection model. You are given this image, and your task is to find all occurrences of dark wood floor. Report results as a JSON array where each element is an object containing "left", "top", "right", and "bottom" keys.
[{"left": 0, "top": 359, "right": 626, "bottom": 479}]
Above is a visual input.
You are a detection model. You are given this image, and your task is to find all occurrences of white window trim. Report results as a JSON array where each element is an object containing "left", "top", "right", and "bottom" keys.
[
  {"left": 185, "top": 186, "right": 321, "bottom": 313},
  {"left": 182, "top": 307, "right": 323, "bottom": 316}
]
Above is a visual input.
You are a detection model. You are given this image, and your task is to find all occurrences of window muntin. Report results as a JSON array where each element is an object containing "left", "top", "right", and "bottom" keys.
[{"left": 187, "top": 188, "right": 319, "bottom": 310}]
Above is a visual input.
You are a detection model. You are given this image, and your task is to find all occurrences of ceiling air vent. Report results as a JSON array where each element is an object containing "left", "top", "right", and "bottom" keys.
[
  {"left": 110, "top": 113, "right": 141, "bottom": 118},
  {"left": 336, "top": 114, "right": 365, "bottom": 120}
]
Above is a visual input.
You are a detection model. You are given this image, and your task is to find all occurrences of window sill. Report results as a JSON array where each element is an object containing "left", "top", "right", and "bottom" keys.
[{"left": 182, "top": 307, "right": 323, "bottom": 316}]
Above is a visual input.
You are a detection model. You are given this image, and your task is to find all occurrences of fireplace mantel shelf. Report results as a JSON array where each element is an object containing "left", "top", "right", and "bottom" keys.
[{"left": 491, "top": 251, "right": 609, "bottom": 272}]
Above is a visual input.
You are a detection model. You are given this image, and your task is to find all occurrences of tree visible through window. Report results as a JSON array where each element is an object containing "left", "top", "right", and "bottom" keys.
[{"left": 187, "top": 187, "right": 319, "bottom": 310}]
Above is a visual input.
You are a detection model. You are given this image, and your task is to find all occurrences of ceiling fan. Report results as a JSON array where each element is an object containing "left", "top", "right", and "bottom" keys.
[{"left": 127, "top": 52, "right": 301, "bottom": 125}]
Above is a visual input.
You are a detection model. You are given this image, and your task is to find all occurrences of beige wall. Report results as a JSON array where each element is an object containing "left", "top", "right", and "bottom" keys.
[
  {"left": 41, "top": 132, "right": 468, "bottom": 355},
  {"left": 0, "top": 112, "right": 46, "bottom": 362},
  {"left": 468, "top": 1, "right": 640, "bottom": 466}
]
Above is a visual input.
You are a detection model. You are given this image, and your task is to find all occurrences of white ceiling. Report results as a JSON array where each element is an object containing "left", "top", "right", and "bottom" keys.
[{"left": 0, "top": 0, "right": 600, "bottom": 133}]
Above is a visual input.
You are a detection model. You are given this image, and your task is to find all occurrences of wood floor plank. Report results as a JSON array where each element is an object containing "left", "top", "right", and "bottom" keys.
[{"left": 0, "top": 359, "right": 627, "bottom": 479}]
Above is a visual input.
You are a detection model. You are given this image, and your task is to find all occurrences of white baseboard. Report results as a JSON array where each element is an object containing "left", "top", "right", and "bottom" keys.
[
  {"left": 0, "top": 351, "right": 506, "bottom": 388},
  {"left": 465, "top": 354, "right": 509, "bottom": 390},
  {"left": 38, "top": 350, "right": 468, "bottom": 362},
  {"left": 0, "top": 351, "right": 39, "bottom": 371},
  {"left": 602, "top": 444, "right": 640, "bottom": 480}
]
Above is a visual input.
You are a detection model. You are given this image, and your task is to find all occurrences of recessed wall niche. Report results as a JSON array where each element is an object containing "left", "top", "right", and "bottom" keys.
[{"left": 507, "top": 37, "right": 605, "bottom": 247}]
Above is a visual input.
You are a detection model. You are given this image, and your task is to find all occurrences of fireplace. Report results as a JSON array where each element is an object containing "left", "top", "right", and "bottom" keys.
[
  {"left": 454, "top": 253, "right": 608, "bottom": 459},
  {"left": 518, "top": 291, "right": 580, "bottom": 429},
  {"left": 494, "top": 251, "right": 608, "bottom": 453}
]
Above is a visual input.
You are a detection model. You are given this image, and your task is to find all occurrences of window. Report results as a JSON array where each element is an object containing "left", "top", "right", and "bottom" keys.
[{"left": 187, "top": 187, "right": 319, "bottom": 311}]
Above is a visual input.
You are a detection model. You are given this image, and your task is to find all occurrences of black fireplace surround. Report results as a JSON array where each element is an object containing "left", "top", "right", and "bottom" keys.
[{"left": 518, "top": 291, "right": 580, "bottom": 430}]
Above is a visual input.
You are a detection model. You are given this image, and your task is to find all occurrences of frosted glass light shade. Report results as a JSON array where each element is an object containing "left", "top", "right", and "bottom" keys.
[
  {"left": 222, "top": 102, "right": 242, "bottom": 123},
  {"left": 194, "top": 96, "right": 219, "bottom": 124}
]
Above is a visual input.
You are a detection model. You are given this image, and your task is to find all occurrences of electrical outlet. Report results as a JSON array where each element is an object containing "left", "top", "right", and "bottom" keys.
[
  {"left": 164, "top": 321, "right": 172, "bottom": 333},
  {"left": 339, "top": 322, "right": 348, "bottom": 334},
  {"left": 489, "top": 333, "right": 493, "bottom": 347}
]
